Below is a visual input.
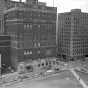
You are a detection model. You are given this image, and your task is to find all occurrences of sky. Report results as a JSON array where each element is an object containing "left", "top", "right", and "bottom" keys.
[{"left": 12, "top": 0, "right": 88, "bottom": 13}]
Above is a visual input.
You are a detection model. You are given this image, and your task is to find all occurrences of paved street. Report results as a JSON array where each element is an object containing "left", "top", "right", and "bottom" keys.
[{"left": 2, "top": 71, "right": 83, "bottom": 88}]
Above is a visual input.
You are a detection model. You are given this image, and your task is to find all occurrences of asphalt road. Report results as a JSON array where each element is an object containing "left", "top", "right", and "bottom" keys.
[{"left": 2, "top": 71, "right": 83, "bottom": 88}]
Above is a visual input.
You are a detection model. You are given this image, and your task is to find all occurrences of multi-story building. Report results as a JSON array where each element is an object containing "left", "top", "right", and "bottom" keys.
[
  {"left": 5, "top": 0, "right": 57, "bottom": 70},
  {"left": 57, "top": 9, "right": 88, "bottom": 61},
  {"left": 0, "top": 0, "right": 5, "bottom": 34},
  {"left": 0, "top": 35, "right": 11, "bottom": 70}
]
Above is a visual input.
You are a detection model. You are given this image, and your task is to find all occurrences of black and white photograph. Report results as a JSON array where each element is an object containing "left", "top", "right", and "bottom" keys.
[{"left": 0, "top": 0, "right": 88, "bottom": 88}]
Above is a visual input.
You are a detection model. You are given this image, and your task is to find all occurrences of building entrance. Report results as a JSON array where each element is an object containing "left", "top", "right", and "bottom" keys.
[{"left": 26, "top": 65, "right": 33, "bottom": 72}]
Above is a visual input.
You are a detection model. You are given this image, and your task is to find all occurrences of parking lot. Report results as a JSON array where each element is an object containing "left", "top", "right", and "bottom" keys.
[
  {"left": 0, "top": 60, "right": 67, "bottom": 84},
  {"left": 1, "top": 70, "right": 83, "bottom": 88},
  {"left": 0, "top": 59, "right": 87, "bottom": 88}
]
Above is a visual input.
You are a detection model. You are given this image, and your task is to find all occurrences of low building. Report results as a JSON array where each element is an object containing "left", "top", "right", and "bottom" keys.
[{"left": 18, "top": 58, "right": 57, "bottom": 73}]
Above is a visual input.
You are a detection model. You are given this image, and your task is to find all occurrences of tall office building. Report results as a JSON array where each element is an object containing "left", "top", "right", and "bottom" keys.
[
  {"left": 5, "top": 1, "right": 57, "bottom": 70},
  {"left": 0, "top": 0, "right": 5, "bottom": 35},
  {"left": 57, "top": 9, "right": 88, "bottom": 60}
]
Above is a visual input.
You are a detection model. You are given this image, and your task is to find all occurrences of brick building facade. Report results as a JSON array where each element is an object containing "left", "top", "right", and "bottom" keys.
[
  {"left": 5, "top": 1, "right": 57, "bottom": 70},
  {"left": 57, "top": 9, "right": 88, "bottom": 60},
  {"left": 0, "top": 35, "right": 11, "bottom": 69},
  {"left": 0, "top": 0, "right": 5, "bottom": 34}
]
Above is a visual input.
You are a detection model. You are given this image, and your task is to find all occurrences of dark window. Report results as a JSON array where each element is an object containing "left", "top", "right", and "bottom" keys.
[
  {"left": 46, "top": 62, "right": 48, "bottom": 66},
  {"left": 53, "top": 61, "right": 55, "bottom": 65},
  {"left": 42, "top": 63, "right": 44, "bottom": 66},
  {"left": 49, "top": 62, "right": 51, "bottom": 65},
  {"left": 38, "top": 64, "right": 40, "bottom": 67}
]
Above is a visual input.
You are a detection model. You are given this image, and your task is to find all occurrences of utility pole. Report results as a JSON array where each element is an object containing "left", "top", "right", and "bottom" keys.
[
  {"left": 53, "top": 0, "right": 54, "bottom": 7},
  {"left": 67, "top": 55, "right": 69, "bottom": 70},
  {"left": 0, "top": 54, "right": 1, "bottom": 75}
]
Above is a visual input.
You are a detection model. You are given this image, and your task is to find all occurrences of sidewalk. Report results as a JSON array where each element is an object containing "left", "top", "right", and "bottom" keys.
[{"left": 70, "top": 68, "right": 88, "bottom": 88}]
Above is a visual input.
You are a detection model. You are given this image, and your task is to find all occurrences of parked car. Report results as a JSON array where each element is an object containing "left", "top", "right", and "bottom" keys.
[
  {"left": 8, "top": 67, "right": 12, "bottom": 71},
  {"left": 0, "top": 75, "right": 5, "bottom": 79},
  {"left": 82, "top": 59, "right": 85, "bottom": 61},
  {"left": 46, "top": 70, "right": 54, "bottom": 75},
  {"left": 81, "top": 69, "right": 86, "bottom": 72},
  {"left": 21, "top": 76, "right": 29, "bottom": 79},
  {"left": 1, "top": 81, "right": 7, "bottom": 85},
  {"left": 55, "top": 68, "right": 60, "bottom": 71},
  {"left": 31, "top": 75, "right": 35, "bottom": 77},
  {"left": 10, "top": 79, "right": 14, "bottom": 82},
  {"left": 38, "top": 72, "right": 45, "bottom": 76},
  {"left": 47, "top": 70, "right": 54, "bottom": 73},
  {"left": 45, "top": 72, "right": 51, "bottom": 76},
  {"left": 11, "top": 68, "right": 15, "bottom": 73},
  {"left": 35, "top": 74, "right": 39, "bottom": 76}
]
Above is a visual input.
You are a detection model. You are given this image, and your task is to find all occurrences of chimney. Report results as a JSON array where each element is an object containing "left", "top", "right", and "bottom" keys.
[
  {"left": 20, "top": 0, "right": 21, "bottom": 2},
  {"left": 26, "top": 0, "right": 30, "bottom": 4}
]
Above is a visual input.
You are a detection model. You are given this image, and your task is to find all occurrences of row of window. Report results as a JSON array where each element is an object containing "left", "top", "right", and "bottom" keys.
[
  {"left": 73, "top": 39, "right": 87, "bottom": 41},
  {"left": 21, "top": 36, "right": 55, "bottom": 41},
  {"left": 17, "top": 8, "right": 56, "bottom": 14},
  {"left": 73, "top": 35, "right": 88, "bottom": 38},
  {"left": 45, "top": 49, "right": 51, "bottom": 56},
  {"left": 73, "top": 45, "right": 88, "bottom": 48},
  {"left": 59, "top": 13, "right": 88, "bottom": 17},
  {"left": 6, "top": 23, "right": 56, "bottom": 30},
  {"left": 74, "top": 28, "right": 88, "bottom": 31},
  {"left": 24, "top": 23, "right": 55, "bottom": 30},
  {"left": 73, "top": 42, "right": 88, "bottom": 45},
  {"left": 23, "top": 48, "right": 51, "bottom": 56},
  {"left": 6, "top": 18, "right": 56, "bottom": 23},
  {"left": 73, "top": 51, "right": 85, "bottom": 55},
  {"left": 73, "top": 49, "right": 88, "bottom": 51},
  {"left": 18, "top": 12, "right": 55, "bottom": 18},
  {"left": 11, "top": 41, "right": 56, "bottom": 48}
]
